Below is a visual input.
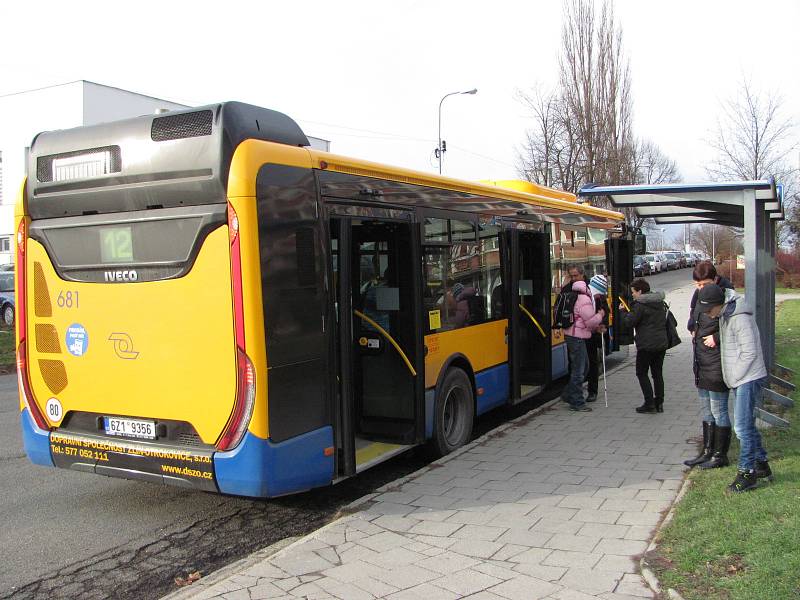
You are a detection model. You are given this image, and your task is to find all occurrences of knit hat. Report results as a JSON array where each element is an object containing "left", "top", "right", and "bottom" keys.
[
  {"left": 589, "top": 274, "right": 608, "bottom": 297},
  {"left": 697, "top": 283, "right": 725, "bottom": 313}
]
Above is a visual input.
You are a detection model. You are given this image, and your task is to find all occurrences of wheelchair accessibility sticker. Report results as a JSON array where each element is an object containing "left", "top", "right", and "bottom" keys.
[{"left": 66, "top": 324, "right": 89, "bottom": 357}]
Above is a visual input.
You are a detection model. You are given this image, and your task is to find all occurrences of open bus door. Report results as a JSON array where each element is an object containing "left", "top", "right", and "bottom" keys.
[
  {"left": 606, "top": 237, "right": 635, "bottom": 350},
  {"left": 330, "top": 215, "right": 423, "bottom": 478},
  {"left": 507, "top": 228, "right": 552, "bottom": 402}
]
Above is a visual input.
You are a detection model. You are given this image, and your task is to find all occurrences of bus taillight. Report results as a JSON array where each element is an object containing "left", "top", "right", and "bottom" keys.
[
  {"left": 15, "top": 219, "right": 47, "bottom": 430},
  {"left": 227, "top": 203, "right": 239, "bottom": 244},
  {"left": 17, "top": 341, "right": 48, "bottom": 430},
  {"left": 216, "top": 201, "right": 252, "bottom": 450},
  {"left": 216, "top": 347, "right": 255, "bottom": 451},
  {"left": 16, "top": 219, "right": 27, "bottom": 341}
]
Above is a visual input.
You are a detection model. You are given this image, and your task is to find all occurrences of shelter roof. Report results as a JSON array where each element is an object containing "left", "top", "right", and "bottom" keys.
[{"left": 578, "top": 180, "right": 784, "bottom": 226}]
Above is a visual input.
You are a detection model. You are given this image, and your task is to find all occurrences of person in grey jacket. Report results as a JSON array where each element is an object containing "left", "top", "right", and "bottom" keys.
[
  {"left": 696, "top": 285, "right": 773, "bottom": 493},
  {"left": 620, "top": 278, "right": 669, "bottom": 414}
]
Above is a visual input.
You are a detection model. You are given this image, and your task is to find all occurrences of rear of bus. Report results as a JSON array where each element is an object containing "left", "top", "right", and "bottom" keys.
[{"left": 17, "top": 103, "right": 330, "bottom": 497}]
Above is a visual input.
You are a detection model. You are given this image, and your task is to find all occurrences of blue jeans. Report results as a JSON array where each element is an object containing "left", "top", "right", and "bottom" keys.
[
  {"left": 564, "top": 335, "right": 588, "bottom": 407},
  {"left": 732, "top": 377, "right": 768, "bottom": 471},
  {"left": 698, "top": 388, "right": 731, "bottom": 427}
]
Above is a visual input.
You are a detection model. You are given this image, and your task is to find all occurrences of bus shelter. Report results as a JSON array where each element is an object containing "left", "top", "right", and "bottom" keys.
[{"left": 578, "top": 180, "right": 792, "bottom": 426}]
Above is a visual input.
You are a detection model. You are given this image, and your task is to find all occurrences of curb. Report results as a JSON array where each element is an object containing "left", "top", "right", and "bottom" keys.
[
  {"left": 639, "top": 473, "right": 692, "bottom": 600},
  {"left": 161, "top": 536, "right": 299, "bottom": 600}
]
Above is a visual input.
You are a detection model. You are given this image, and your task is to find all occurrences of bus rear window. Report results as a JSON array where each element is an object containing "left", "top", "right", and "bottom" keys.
[{"left": 29, "top": 205, "right": 225, "bottom": 282}]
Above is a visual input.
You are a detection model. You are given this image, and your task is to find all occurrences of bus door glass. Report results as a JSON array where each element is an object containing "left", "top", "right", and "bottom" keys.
[
  {"left": 510, "top": 228, "right": 552, "bottom": 400},
  {"left": 331, "top": 216, "right": 420, "bottom": 475},
  {"left": 606, "top": 237, "right": 635, "bottom": 350}
]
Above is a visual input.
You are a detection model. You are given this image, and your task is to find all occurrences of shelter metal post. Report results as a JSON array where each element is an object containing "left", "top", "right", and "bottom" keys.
[
  {"left": 766, "top": 216, "right": 777, "bottom": 369},
  {"left": 743, "top": 190, "right": 770, "bottom": 362}
]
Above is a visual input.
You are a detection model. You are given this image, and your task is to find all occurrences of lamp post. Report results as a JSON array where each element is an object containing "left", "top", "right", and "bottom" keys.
[{"left": 437, "top": 88, "right": 477, "bottom": 174}]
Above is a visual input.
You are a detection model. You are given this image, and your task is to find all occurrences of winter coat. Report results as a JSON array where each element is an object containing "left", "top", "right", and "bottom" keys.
[
  {"left": 687, "top": 275, "right": 734, "bottom": 332},
  {"left": 564, "top": 281, "right": 604, "bottom": 339},
  {"left": 719, "top": 289, "right": 768, "bottom": 388},
  {"left": 621, "top": 291, "right": 669, "bottom": 352},
  {"left": 693, "top": 311, "right": 727, "bottom": 392}
]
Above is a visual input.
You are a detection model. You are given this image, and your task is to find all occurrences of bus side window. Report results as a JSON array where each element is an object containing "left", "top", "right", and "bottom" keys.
[{"left": 478, "top": 224, "right": 504, "bottom": 321}]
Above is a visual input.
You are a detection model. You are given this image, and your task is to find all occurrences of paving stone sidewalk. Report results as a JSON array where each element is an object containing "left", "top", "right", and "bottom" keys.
[{"left": 172, "top": 285, "right": 702, "bottom": 600}]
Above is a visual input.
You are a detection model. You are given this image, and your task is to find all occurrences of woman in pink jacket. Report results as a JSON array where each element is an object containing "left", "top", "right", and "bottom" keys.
[{"left": 562, "top": 280, "right": 606, "bottom": 411}]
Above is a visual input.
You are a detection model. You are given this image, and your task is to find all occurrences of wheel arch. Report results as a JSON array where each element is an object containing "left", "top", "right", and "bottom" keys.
[{"left": 433, "top": 352, "right": 477, "bottom": 415}]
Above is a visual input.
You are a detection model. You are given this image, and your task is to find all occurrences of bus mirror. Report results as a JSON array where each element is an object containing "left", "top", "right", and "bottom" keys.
[{"left": 634, "top": 234, "right": 646, "bottom": 255}]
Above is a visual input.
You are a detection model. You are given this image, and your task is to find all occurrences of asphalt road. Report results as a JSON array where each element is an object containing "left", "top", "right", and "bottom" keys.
[
  {"left": 0, "top": 266, "right": 696, "bottom": 600},
  {"left": 642, "top": 264, "right": 697, "bottom": 295}
]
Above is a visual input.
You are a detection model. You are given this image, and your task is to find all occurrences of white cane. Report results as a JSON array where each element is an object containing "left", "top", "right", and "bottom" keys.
[{"left": 601, "top": 332, "right": 608, "bottom": 407}]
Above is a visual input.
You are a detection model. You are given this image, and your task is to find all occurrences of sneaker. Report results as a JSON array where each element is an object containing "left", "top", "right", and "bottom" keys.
[
  {"left": 727, "top": 470, "right": 758, "bottom": 493},
  {"left": 755, "top": 460, "right": 774, "bottom": 482},
  {"left": 569, "top": 404, "right": 592, "bottom": 412},
  {"left": 586, "top": 394, "right": 597, "bottom": 403}
]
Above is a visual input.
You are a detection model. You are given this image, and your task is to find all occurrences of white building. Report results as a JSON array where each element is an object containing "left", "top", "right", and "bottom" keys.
[{"left": 0, "top": 81, "right": 329, "bottom": 265}]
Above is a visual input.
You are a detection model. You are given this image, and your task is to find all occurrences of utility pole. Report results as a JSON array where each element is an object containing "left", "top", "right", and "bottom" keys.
[{"left": 712, "top": 225, "right": 716, "bottom": 261}]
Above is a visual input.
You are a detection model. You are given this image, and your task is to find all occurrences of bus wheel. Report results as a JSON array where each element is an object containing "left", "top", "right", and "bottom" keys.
[{"left": 432, "top": 368, "right": 474, "bottom": 457}]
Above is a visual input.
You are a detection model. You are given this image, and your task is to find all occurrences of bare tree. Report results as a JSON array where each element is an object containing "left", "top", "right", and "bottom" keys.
[
  {"left": 705, "top": 78, "right": 799, "bottom": 247},
  {"left": 517, "top": 0, "right": 681, "bottom": 230},
  {"left": 558, "top": 0, "right": 634, "bottom": 189},
  {"left": 632, "top": 139, "right": 680, "bottom": 185},
  {"left": 689, "top": 224, "right": 743, "bottom": 262}
]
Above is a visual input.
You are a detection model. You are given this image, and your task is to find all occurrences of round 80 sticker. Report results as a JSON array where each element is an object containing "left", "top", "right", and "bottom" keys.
[{"left": 46, "top": 398, "right": 63, "bottom": 423}]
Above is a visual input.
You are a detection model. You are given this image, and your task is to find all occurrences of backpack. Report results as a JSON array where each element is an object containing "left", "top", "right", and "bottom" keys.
[
  {"left": 553, "top": 291, "right": 578, "bottom": 329},
  {"left": 663, "top": 302, "right": 681, "bottom": 349}
]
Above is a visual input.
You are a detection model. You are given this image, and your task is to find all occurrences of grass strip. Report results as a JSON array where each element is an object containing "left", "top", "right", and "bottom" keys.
[
  {"left": 0, "top": 328, "right": 14, "bottom": 369},
  {"left": 650, "top": 299, "right": 800, "bottom": 600}
]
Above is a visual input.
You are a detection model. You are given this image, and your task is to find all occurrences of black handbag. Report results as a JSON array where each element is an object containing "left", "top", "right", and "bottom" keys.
[{"left": 664, "top": 303, "right": 681, "bottom": 349}]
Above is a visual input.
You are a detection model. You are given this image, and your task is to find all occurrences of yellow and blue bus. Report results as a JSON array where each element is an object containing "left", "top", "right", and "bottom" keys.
[{"left": 17, "top": 102, "right": 631, "bottom": 498}]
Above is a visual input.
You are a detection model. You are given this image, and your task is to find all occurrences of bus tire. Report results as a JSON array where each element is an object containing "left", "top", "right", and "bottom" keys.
[{"left": 431, "top": 368, "right": 474, "bottom": 457}]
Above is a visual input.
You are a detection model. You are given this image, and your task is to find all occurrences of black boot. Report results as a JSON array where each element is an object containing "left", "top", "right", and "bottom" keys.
[
  {"left": 699, "top": 426, "right": 731, "bottom": 469},
  {"left": 727, "top": 470, "right": 758, "bottom": 493},
  {"left": 635, "top": 398, "right": 657, "bottom": 414},
  {"left": 684, "top": 422, "right": 715, "bottom": 467},
  {"left": 655, "top": 397, "right": 664, "bottom": 413},
  {"left": 755, "top": 460, "right": 774, "bottom": 482}
]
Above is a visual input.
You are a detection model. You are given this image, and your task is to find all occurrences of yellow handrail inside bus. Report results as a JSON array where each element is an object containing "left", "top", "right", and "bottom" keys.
[
  {"left": 353, "top": 310, "right": 417, "bottom": 377},
  {"left": 620, "top": 297, "right": 631, "bottom": 312},
  {"left": 518, "top": 304, "right": 547, "bottom": 338}
]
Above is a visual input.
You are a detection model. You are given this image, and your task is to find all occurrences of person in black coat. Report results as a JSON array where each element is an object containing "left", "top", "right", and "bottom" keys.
[
  {"left": 687, "top": 261, "right": 734, "bottom": 332},
  {"left": 620, "top": 278, "right": 669, "bottom": 414},
  {"left": 684, "top": 284, "right": 732, "bottom": 469}
]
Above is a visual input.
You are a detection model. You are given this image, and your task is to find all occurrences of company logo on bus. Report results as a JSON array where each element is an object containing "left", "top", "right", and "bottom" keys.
[{"left": 104, "top": 270, "right": 139, "bottom": 282}]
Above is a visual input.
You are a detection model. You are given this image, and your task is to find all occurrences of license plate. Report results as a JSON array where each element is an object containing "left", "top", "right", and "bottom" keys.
[{"left": 103, "top": 416, "right": 156, "bottom": 440}]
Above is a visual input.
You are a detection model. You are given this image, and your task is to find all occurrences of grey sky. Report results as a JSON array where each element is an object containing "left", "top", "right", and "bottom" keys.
[{"left": 1, "top": 0, "right": 798, "bottom": 185}]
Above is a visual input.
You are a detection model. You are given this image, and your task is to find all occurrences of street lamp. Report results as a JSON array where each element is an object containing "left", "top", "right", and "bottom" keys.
[{"left": 436, "top": 88, "right": 477, "bottom": 174}]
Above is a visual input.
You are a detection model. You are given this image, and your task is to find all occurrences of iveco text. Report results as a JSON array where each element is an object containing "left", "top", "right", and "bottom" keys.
[{"left": 104, "top": 270, "right": 138, "bottom": 282}]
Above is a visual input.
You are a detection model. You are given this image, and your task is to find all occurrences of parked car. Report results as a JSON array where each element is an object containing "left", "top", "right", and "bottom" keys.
[
  {"left": 683, "top": 252, "right": 696, "bottom": 267},
  {"left": 0, "top": 271, "right": 14, "bottom": 328},
  {"left": 663, "top": 252, "right": 680, "bottom": 270},
  {"left": 633, "top": 255, "right": 651, "bottom": 277},
  {"left": 644, "top": 254, "right": 662, "bottom": 273}
]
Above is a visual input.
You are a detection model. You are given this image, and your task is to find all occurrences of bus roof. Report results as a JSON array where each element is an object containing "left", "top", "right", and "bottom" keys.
[
  {"left": 307, "top": 150, "right": 624, "bottom": 225},
  {"left": 24, "top": 100, "right": 623, "bottom": 226}
]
